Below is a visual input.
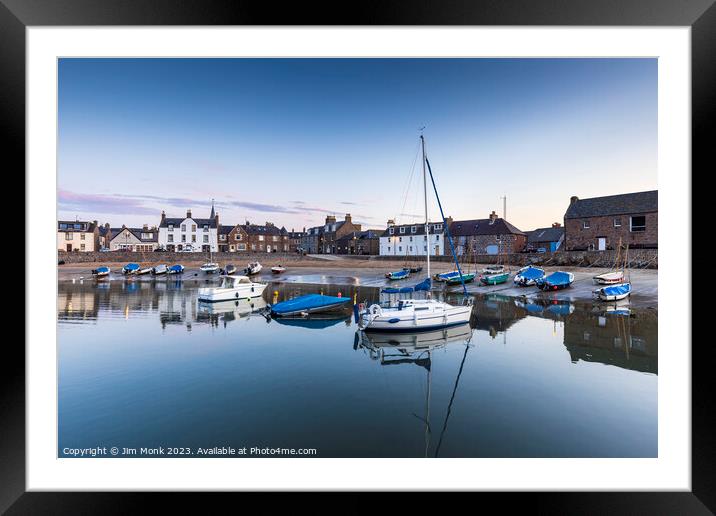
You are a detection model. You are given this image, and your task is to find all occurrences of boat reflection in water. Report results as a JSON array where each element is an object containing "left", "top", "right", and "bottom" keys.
[
  {"left": 357, "top": 323, "right": 475, "bottom": 457},
  {"left": 197, "top": 297, "right": 268, "bottom": 328}
]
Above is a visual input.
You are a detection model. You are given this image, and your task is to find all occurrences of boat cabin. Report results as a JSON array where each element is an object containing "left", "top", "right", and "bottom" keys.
[{"left": 219, "top": 275, "right": 254, "bottom": 288}]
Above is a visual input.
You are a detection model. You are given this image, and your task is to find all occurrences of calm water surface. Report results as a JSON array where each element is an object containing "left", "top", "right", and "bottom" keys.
[{"left": 58, "top": 277, "right": 657, "bottom": 458}]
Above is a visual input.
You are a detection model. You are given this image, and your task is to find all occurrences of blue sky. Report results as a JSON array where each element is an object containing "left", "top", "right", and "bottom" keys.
[{"left": 58, "top": 58, "right": 657, "bottom": 231}]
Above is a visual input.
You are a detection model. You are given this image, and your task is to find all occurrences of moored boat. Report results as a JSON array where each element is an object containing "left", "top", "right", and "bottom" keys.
[
  {"left": 593, "top": 271, "right": 624, "bottom": 285},
  {"left": 200, "top": 262, "right": 220, "bottom": 274},
  {"left": 482, "top": 264, "right": 505, "bottom": 274},
  {"left": 386, "top": 269, "right": 410, "bottom": 280},
  {"left": 197, "top": 275, "right": 267, "bottom": 302},
  {"left": 593, "top": 282, "right": 631, "bottom": 301},
  {"left": 136, "top": 267, "right": 152, "bottom": 275},
  {"left": 223, "top": 264, "right": 237, "bottom": 275},
  {"left": 513, "top": 265, "right": 545, "bottom": 286},
  {"left": 479, "top": 271, "right": 510, "bottom": 285},
  {"left": 536, "top": 271, "right": 574, "bottom": 291},
  {"left": 271, "top": 265, "right": 286, "bottom": 274},
  {"left": 244, "top": 262, "right": 262, "bottom": 275},
  {"left": 122, "top": 263, "right": 140, "bottom": 275},
  {"left": 152, "top": 264, "right": 168, "bottom": 275},
  {"left": 91, "top": 266, "right": 110, "bottom": 277},
  {"left": 270, "top": 294, "right": 352, "bottom": 317},
  {"left": 445, "top": 272, "right": 476, "bottom": 285},
  {"left": 167, "top": 264, "right": 185, "bottom": 275}
]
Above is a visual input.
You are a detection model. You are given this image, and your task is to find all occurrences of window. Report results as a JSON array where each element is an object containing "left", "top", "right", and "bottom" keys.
[
  {"left": 424, "top": 246, "right": 427, "bottom": 252},
  {"left": 273, "top": 236, "right": 278, "bottom": 242},
  {"left": 65, "top": 232, "right": 72, "bottom": 240},
  {"left": 434, "top": 224, "right": 442, "bottom": 231},
  {"left": 192, "top": 235, "right": 196, "bottom": 243},
  {"left": 398, "top": 237, "right": 402, "bottom": 242},
  {"left": 582, "top": 221, "right": 590, "bottom": 229},
  {"left": 398, "top": 246, "right": 402, "bottom": 252},
  {"left": 630, "top": 216, "right": 646, "bottom": 232},
  {"left": 80, "top": 244, "right": 85, "bottom": 251},
  {"left": 191, "top": 224, "right": 196, "bottom": 232},
  {"left": 203, "top": 225, "right": 208, "bottom": 232},
  {"left": 389, "top": 228, "right": 394, "bottom": 235},
  {"left": 399, "top": 227, "right": 406, "bottom": 234},
  {"left": 80, "top": 233, "right": 85, "bottom": 240},
  {"left": 230, "top": 245, "right": 235, "bottom": 251},
  {"left": 238, "top": 244, "right": 246, "bottom": 251},
  {"left": 181, "top": 224, "right": 186, "bottom": 232},
  {"left": 74, "top": 223, "right": 83, "bottom": 230},
  {"left": 409, "top": 236, "right": 413, "bottom": 242},
  {"left": 168, "top": 224, "right": 174, "bottom": 231},
  {"left": 424, "top": 235, "right": 427, "bottom": 241},
  {"left": 435, "top": 234, "right": 439, "bottom": 240},
  {"left": 59, "top": 223, "right": 68, "bottom": 230},
  {"left": 168, "top": 234, "right": 174, "bottom": 243},
  {"left": 220, "top": 234, "right": 226, "bottom": 241},
  {"left": 251, "top": 244, "right": 256, "bottom": 250},
  {"left": 259, "top": 235, "right": 264, "bottom": 241},
  {"left": 181, "top": 235, "right": 186, "bottom": 242},
  {"left": 235, "top": 233, "right": 242, "bottom": 241},
  {"left": 411, "top": 226, "right": 417, "bottom": 233},
  {"left": 203, "top": 235, "right": 209, "bottom": 243},
  {"left": 613, "top": 218, "right": 621, "bottom": 227},
  {"left": 387, "top": 246, "right": 391, "bottom": 252}
]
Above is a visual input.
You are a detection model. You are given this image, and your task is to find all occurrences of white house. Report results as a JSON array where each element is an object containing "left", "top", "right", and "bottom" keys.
[
  {"left": 378, "top": 219, "right": 447, "bottom": 257},
  {"left": 158, "top": 206, "right": 219, "bottom": 252},
  {"left": 109, "top": 225, "right": 159, "bottom": 252}
]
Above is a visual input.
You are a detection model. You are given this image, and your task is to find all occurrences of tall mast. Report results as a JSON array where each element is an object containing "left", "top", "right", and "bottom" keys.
[{"left": 421, "top": 134, "right": 430, "bottom": 284}]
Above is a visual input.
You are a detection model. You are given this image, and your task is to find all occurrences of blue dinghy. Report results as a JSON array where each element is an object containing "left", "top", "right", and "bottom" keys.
[
  {"left": 92, "top": 265, "right": 110, "bottom": 277},
  {"left": 167, "top": 264, "right": 185, "bottom": 275},
  {"left": 385, "top": 269, "right": 410, "bottom": 280},
  {"left": 594, "top": 282, "right": 631, "bottom": 301},
  {"left": 382, "top": 278, "right": 431, "bottom": 294},
  {"left": 513, "top": 265, "right": 545, "bottom": 286},
  {"left": 122, "top": 263, "right": 140, "bottom": 274},
  {"left": 270, "top": 294, "right": 352, "bottom": 317},
  {"left": 536, "top": 271, "right": 574, "bottom": 291}
]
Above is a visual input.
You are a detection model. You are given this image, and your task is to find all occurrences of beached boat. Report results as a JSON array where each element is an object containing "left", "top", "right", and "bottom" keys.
[
  {"left": 271, "top": 265, "right": 286, "bottom": 274},
  {"left": 244, "top": 262, "right": 262, "bottom": 275},
  {"left": 270, "top": 294, "right": 352, "bottom": 317},
  {"left": 167, "top": 264, "right": 185, "bottom": 275},
  {"left": 386, "top": 269, "right": 410, "bottom": 280},
  {"left": 122, "top": 263, "right": 140, "bottom": 275},
  {"left": 403, "top": 266, "right": 423, "bottom": 273},
  {"left": 91, "top": 266, "right": 110, "bottom": 277},
  {"left": 480, "top": 271, "right": 510, "bottom": 285},
  {"left": 360, "top": 133, "right": 472, "bottom": 333},
  {"left": 593, "top": 282, "right": 631, "bottom": 301},
  {"left": 152, "top": 264, "right": 168, "bottom": 275},
  {"left": 482, "top": 264, "right": 505, "bottom": 274},
  {"left": 223, "top": 264, "right": 237, "bottom": 275},
  {"left": 433, "top": 270, "right": 459, "bottom": 282},
  {"left": 136, "top": 267, "right": 152, "bottom": 275},
  {"left": 593, "top": 271, "right": 624, "bottom": 285},
  {"left": 381, "top": 278, "right": 431, "bottom": 294},
  {"left": 513, "top": 265, "right": 545, "bottom": 286},
  {"left": 200, "top": 262, "right": 220, "bottom": 274},
  {"left": 197, "top": 274, "right": 267, "bottom": 302},
  {"left": 445, "top": 272, "right": 476, "bottom": 285},
  {"left": 536, "top": 271, "right": 574, "bottom": 290}
]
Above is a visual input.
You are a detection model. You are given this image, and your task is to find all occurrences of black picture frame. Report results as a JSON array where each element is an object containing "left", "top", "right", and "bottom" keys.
[{"left": 3, "top": 0, "right": 710, "bottom": 512}]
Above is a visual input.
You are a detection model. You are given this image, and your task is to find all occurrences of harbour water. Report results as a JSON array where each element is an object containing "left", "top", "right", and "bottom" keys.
[{"left": 58, "top": 277, "right": 657, "bottom": 458}]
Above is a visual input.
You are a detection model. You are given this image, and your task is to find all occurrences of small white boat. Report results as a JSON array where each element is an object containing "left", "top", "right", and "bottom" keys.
[
  {"left": 91, "top": 266, "right": 110, "bottom": 277},
  {"left": 592, "top": 271, "right": 624, "bottom": 285},
  {"left": 244, "top": 262, "right": 262, "bottom": 275},
  {"left": 360, "top": 299, "right": 472, "bottom": 332},
  {"left": 197, "top": 275, "right": 267, "bottom": 302},
  {"left": 482, "top": 264, "right": 505, "bottom": 274},
  {"left": 223, "top": 264, "right": 237, "bottom": 275},
  {"left": 152, "top": 264, "right": 168, "bottom": 275},
  {"left": 271, "top": 265, "right": 286, "bottom": 274},
  {"left": 200, "top": 262, "right": 220, "bottom": 274},
  {"left": 136, "top": 267, "right": 152, "bottom": 275}
]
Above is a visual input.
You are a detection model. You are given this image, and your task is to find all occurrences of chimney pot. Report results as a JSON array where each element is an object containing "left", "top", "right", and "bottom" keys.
[
  {"left": 570, "top": 196, "right": 579, "bottom": 204},
  {"left": 187, "top": 209, "right": 192, "bottom": 219},
  {"left": 552, "top": 222, "right": 561, "bottom": 228}
]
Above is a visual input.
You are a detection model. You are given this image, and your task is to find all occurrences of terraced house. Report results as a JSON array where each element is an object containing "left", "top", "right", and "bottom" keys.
[
  {"left": 449, "top": 211, "right": 526, "bottom": 255},
  {"left": 379, "top": 218, "right": 449, "bottom": 257},
  {"left": 226, "top": 221, "right": 289, "bottom": 252},
  {"left": 320, "top": 214, "right": 362, "bottom": 254},
  {"left": 563, "top": 190, "right": 658, "bottom": 251},
  {"left": 57, "top": 220, "right": 99, "bottom": 252},
  {"left": 109, "top": 224, "right": 159, "bottom": 252},
  {"left": 158, "top": 207, "right": 219, "bottom": 252}
]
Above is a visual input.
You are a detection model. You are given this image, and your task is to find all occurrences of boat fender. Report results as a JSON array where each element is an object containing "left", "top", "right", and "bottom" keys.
[
  {"left": 368, "top": 304, "right": 382, "bottom": 317},
  {"left": 235, "top": 292, "right": 240, "bottom": 299},
  {"left": 388, "top": 318, "right": 401, "bottom": 324}
]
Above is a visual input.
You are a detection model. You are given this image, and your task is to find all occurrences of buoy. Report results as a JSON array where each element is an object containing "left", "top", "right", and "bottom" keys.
[
  {"left": 274, "top": 291, "right": 279, "bottom": 296},
  {"left": 337, "top": 292, "right": 342, "bottom": 297}
]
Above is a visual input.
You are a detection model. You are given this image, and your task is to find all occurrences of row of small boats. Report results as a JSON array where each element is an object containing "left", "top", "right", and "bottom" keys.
[{"left": 91, "top": 260, "right": 287, "bottom": 279}]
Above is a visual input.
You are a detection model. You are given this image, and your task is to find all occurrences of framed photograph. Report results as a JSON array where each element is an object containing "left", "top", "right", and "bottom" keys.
[{"left": 6, "top": 0, "right": 711, "bottom": 511}]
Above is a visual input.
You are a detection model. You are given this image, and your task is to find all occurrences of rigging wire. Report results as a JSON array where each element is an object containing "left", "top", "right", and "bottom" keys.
[{"left": 394, "top": 139, "right": 422, "bottom": 225}]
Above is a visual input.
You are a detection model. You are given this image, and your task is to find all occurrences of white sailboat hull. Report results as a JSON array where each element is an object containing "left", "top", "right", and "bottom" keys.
[
  {"left": 359, "top": 300, "right": 472, "bottom": 332},
  {"left": 198, "top": 282, "right": 267, "bottom": 302}
]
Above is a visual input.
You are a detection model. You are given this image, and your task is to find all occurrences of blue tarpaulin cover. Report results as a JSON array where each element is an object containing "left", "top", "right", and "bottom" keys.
[
  {"left": 123, "top": 263, "right": 140, "bottom": 271},
  {"left": 542, "top": 271, "right": 572, "bottom": 286},
  {"left": 601, "top": 283, "right": 631, "bottom": 296},
  {"left": 382, "top": 278, "right": 431, "bottom": 294},
  {"left": 517, "top": 266, "right": 544, "bottom": 280},
  {"left": 271, "top": 294, "right": 351, "bottom": 315}
]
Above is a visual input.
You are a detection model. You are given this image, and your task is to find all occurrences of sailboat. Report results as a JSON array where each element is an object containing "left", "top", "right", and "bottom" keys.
[
  {"left": 593, "top": 238, "right": 625, "bottom": 285},
  {"left": 359, "top": 133, "right": 472, "bottom": 332},
  {"left": 200, "top": 249, "right": 220, "bottom": 274}
]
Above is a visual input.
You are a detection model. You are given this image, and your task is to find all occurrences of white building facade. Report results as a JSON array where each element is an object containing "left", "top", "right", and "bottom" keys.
[
  {"left": 57, "top": 220, "right": 99, "bottom": 252},
  {"left": 379, "top": 220, "right": 447, "bottom": 257},
  {"left": 158, "top": 209, "right": 219, "bottom": 252}
]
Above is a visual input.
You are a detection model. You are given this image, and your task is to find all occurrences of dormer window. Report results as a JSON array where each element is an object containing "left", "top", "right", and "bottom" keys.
[
  {"left": 399, "top": 227, "right": 406, "bottom": 234},
  {"left": 389, "top": 228, "right": 394, "bottom": 235},
  {"left": 582, "top": 221, "right": 590, "bottom": 229},
  {"left": 168, "top": 224, "right": 174, "bottom": 231},
  {"left": 411, "top": 226, "right": 417, "bottom": 233},
  {"left": 433, "top": 224, "right": 442, "bottom": 231},
  {"left": 203, "top": 225, "right": 209, "bottom": 231}
]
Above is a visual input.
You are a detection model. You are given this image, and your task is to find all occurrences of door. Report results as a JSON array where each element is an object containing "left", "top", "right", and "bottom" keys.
[
  {"left": 597, "top": 237, "right": 606, "bottom": 251},
  {"left": 266, "top": 245, "right": 271, "bottom": 253},
  {"left": 66, "top": 244, "right": 72, "bottom": 252}
]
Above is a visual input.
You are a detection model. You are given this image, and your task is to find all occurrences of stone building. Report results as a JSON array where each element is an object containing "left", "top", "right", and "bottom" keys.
[
  {"left": 287, "top": 229, "right": 306, "bottom": 253},
  {"left": 449, "top": 212, "right": 526, "bottom": 256},
  {"left": 563, "top": 190, "right": 657, "bottom": 251},
  {"left": 109, "top": 225, "right": 159, "bottom": 252},
  {"left": 57, "top": 220, "right": 99, "bottom": 252},
  {"left": 525, "top": 223, "right": 565, "bottom": 252},
  {"left": 335, "top": 230, "right": 380, "bottom": 255},
  {"left": 379, "top": 219, "right": 448, "bottom": 257},
  {"left": 217, "top": 225, "right": 232, "bottom": 252},
  {"left": 320, "top": 214, "right": 362, "bottom": 254},
  {"left": 302, "top": 226, "right": 324, "bottom": 254},
  {"left": 225, "top": 221, "right": 288, "bottom": 253}
]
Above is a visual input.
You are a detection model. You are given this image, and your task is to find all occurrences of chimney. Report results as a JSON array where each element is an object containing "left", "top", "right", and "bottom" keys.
[
  {"left": 552, "top": 222, "right": 562, "bottom": 228},
  {"left": 143, "top": 224, "right": 148, "bottom": 230},
  {"left": 302, "top": 227, "right": 306, "bottom": 233},
  {"left": 266, "top": 221, "right": 273, "bottom": 227},
  {"left": 186, "top": 209, "right": 192, "bottom": 219},
  {"left": 445, "top": 216, "right": 453, "bottom": 226},
  {"left": 105, "top": 222, "right": 110, "bottom": 229},
  {"left": 161, "top": 210, "right": 166, "bottom": 225},
  {"left": 325, "top": 215, "right": 336, "bottom": 224},
  {"left": 570, "top": 196, "right": 579, "bottom": 204},
  {"left": 489, "top": 210, "right": 499, "bottom": 223},
  {"left": 387, "top": 219, "right": 395, "bottom": 227},
  {"left": 122, "top": 224, "right": 126, "bottom": 229},
  {"left": 344, "top": 213, "right": 352, "bottom": 224},
  {"left": 214, "top": 212, "right": 219, "bottom": 227}
]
